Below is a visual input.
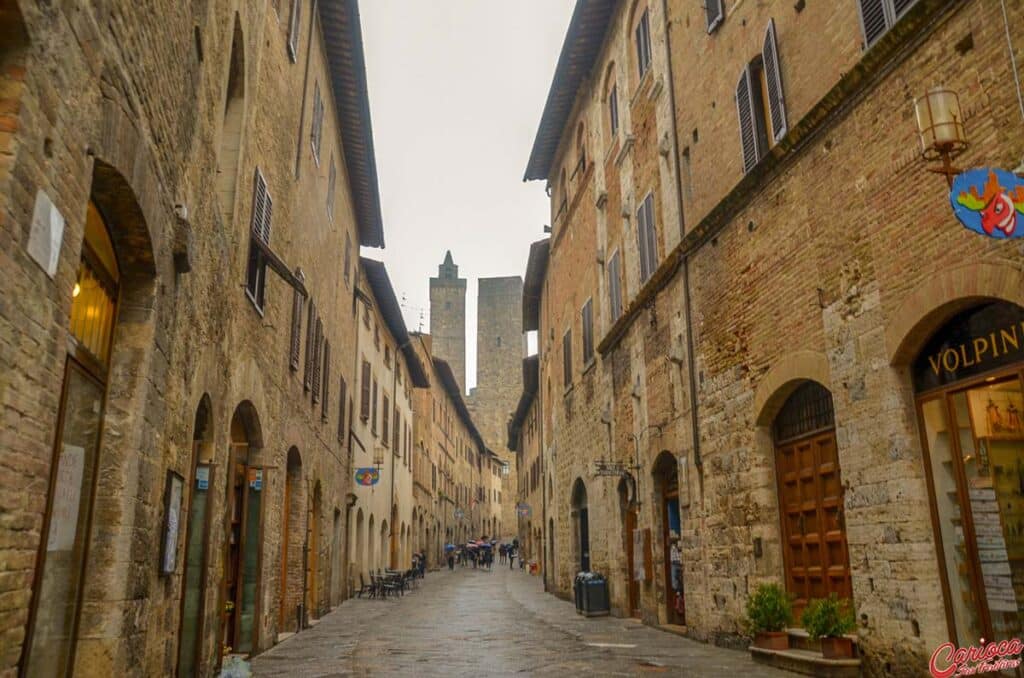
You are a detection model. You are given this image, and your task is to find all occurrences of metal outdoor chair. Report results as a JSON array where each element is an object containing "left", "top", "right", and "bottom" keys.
[{"left": 356, "top": 573, "right": 374, "bottom": 599}]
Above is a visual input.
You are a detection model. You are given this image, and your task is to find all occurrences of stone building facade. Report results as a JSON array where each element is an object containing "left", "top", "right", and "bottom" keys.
[
  {"left": 521, "top": 0, "right": 1024, "bottom": 674},
  {"left": 1, "top": 0, "right": 388, "bottom": 675},
  {"left": 428, "top": 251, "right": 467, "bottom": 393},
  {"left": 467, "top": 275, "right": 524, "bottom": 540},
  {"left": 509, "top": 355, "right": 543, "bottom": 568},
  {"left": 347, "top": 258, "right": 428, "bottom": 588}
]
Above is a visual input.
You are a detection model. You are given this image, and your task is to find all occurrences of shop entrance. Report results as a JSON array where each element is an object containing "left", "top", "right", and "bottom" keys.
[
  {"left": 571, "top": 479, "right": 590, "bottom": 572},
  {"left": 914, "top": 302, "right": 1024, "bottom": 645},
  {"left": 220, "top": 406, "right": 265, "bottom": 659},
  {"left": 773, "top": 381, "right": 851, "bottom": 618},
  {"left": 619, "top": 478, "right": 641, "bottom": 617},
  {"left": 653, "top": 453, "right": 683, "bottom": 625}
]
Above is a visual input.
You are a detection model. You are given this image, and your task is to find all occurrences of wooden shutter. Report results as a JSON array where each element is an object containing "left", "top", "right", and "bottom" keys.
[
  {"left": 371, "top": 379, "right": 378, "bottom": 435},
  {"left": 393, "top": 408, "right": 400, "bottom": 452},
  {"left": 582, "top": 299, "right": 593, "bottom": 364},
  {"left": 762, "top": 19, "right": 787, "bottom": 143},
  {"left": 251, "top": 169, "right": 272, "bottom": 243},
  {"left": 321, "top": 340, "right": 329, "bottom": 420},
  {"left": 312, "top": 317, "right": 323, "bottom": 403},
  {"left": 338, "top": 376, "right": 347, "bottom": 442},
  {"left": 304, "top": 301, "right": 315, "bottom": 391},
  {"left": 563, "top": 330, "right": 572, "bottom": 388},
  {"left": 643, "top": 194, "right": 657, "bottom": 278},
  {"left": 858, "top": 0, "right": 888, "bottom": 47},
  {"left": 636, "top": 201, "right": 649, "bottom": 281},
  {"left": 892, "top": 0, "right": 916, "bottom": 16},
  {"left": 289, "top": 289, "right": 302, "bottom": 371},
  {"left": 360, "top": 361, "right": 371, "bottom": 420},
  {"left": 382, "top": 394, "right": 390, "bottom": 443},
  {"left": 287, "top": 0, "right": 301, "bottom": 61},
  {"left": 735, "top": 65, "right": 760, "bottom": 173},
  {"left": 705, "top": 0, "right": 724, "bottom": 33},
  {"left": 608, "top": 251, "right": 622, "bottom": 320}
]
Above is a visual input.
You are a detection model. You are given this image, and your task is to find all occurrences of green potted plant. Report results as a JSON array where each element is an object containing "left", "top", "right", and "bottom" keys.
[
  {"left": 746, "top": 583, "right": 793, "bottom": 650},
  {"left": 802, "top": 595, "right": 857, "bottom": 659}
]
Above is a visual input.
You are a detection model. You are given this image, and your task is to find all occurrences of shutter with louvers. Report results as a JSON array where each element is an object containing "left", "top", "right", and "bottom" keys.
[
  {"left": 892, "top": 0, "right": 917, "bottom": 17},
  {"left": 859, "top": 0, "right": 888, "bottom": 47},
  {"left": 382, "top": 395, "right": 390, "bottom": 443},
  {"left": 393, "top": 409, "right": 400, "bottom": 452},
  {"left": 371, "top": 379, "right": 378, "bottom": 435},
  {"left": 582, "top": 300, "right": 593, "bottom": 364},
  {"left": 338, "top": 376, "right": 347, "bottom": 442},
  {"left": 735, "top": 66, "right": 760, "bottom": 173},
  {"left": 636, "top": 201, "right": 650, "bottom": 281},
  {"left": 609, "top": 251, "right": 622, "bottom": 320},
  {"left": 289, "top": 289, "right": 302, "bottom": 371},
  {"left": 251, "top": 170, "right": 268, "bottom": 241},
  {"left": 312, "top": 317, "right": 323, "bottom": 404},
  {"left": 360, "top": 361, "right": 371, "bottom": 420},
  {"left": 762, "top": 19, "right": 787, "bottom": 143},
  {"left": 563, "top": 330, "right": 572, "bottom": 388},
  {"left": 321, "top": 341, "right": 330, "bottom": 420},
  {"left": 287, "top": 0, "right": 301, "bottom": 61},
  {"left": 304, "top": 300, "right": 315, "bottom": 391},
  {"left": 705, "top": 0, "right": 724, "bottom": 33},
  {"left": 644, "top": 194, "right": 658, "bottom": 277}
]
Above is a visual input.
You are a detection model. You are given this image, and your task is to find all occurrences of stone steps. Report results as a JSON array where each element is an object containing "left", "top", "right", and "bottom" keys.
[{"left": 749, "top": 629, "right": 862, "bottom": 677}]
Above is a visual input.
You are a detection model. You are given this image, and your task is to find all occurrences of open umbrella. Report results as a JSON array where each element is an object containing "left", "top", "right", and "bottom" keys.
[{"left": 445, "top": 543, "right": 455, "bottom": 552}]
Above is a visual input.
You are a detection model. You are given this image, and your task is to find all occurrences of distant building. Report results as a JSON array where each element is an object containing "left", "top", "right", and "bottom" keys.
[{"left": 428, "top": 251, "right": 467, "bottom": 391}]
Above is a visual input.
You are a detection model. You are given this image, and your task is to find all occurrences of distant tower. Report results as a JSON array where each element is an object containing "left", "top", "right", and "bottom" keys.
[
  {"left": 474, "top": 277, "right": 524, "bottom": 397},
  {"left": 429, "top": 251, "right": 467, "bottom": 391}
]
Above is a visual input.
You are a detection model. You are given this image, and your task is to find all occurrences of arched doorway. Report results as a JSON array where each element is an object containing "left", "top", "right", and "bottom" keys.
[
  {"left": 380, "top": 520, "right": 389, "bottom": 572},
  {"left": 571, "top": 479, "right": 590, "bottom": 572},
  {"left": 653, "top": 452, "right": 683, "bottom": 625},
  {"left": 177, "top": 396, "right": 216, "bottom": 677},
  {"left": 221, "top": 403, "right": 265, "bottom": 658},
  {"left": 912, "top": 301, "right": 1024, "bottom": 645},
  {"left": 367, "top": 515, "right": 375, "bottom": 573},
  {"left": 306, "top": 482, "right": 321, "bottom": 622},
  {"left": 618, "top": 477, "right": 640, "bottom": 618},
  {"left": 352, "top": 508, "right": 365, "bottom": 581},
  {"left": 22, "top": 200, "right": 123, "bottom": 677},
  {"left": 279, "top": 448, "right": 303, "bottom": 632},
  {"left": 773, "top": 381, "right": 850, "bottom": 617}
]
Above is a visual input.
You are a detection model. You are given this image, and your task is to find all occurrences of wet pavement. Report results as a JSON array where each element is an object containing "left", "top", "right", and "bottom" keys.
[{"left": 251, "top": 564, "right": 790, "bottom": 677}]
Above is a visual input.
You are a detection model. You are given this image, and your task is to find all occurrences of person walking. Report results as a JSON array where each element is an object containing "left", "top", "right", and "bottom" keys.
[
  {"left": 509, "top": 547, "right": 516, "bottom": 570},
  {"left": 447, "top": 551, "right": 455, "bottom": 571}
]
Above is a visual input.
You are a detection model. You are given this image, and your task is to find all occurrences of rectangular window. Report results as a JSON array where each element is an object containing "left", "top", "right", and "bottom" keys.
[
  {"left": 338, "top": 376, "right": 347, "bottom": 442},
  {"left": 304, "top": 300, "right": 316, "bottom": 391},
  {"left": 607, "top": 250, "right": 622, "bottom": 321},
  {"left": 360, "top": 360, "right": 371, "bottom": 421},
  {"left": 393, "top": 408, "right": 400, "bottom": 453},
  {"left": 562, "top": 329, "right": 573, "bottom": 389},
  {"left": 245, "top": 169, "right": 272, "bottom": 311},
  {"left": 311, "top": 82, "right": 324, "bottom": 164},
  {"left": 859, "top": 0, "right": 918, "bottom": 48},
  {"left": 582, "top": 299, "right": 594, "bottom": 365},
  {"left": 705, "top": 0, "right": 724, "bottom": 34},
  {"left": 736, "top": 21, "right": 785, "bottom": 175},
  {"left": 287, "top": 0, "right": 301, "bottom": 61},
  {"left": 326, "top": 154, "right": 336, "bottom": 219},
  {"left": 609, "top": 84, "right": 619, "bottom": 136},
  {"left": 289, "top": 289, "right": 303, "bottom": 371},
  {"left": 321, "top": 341, "right": 330, "bottom": 420},
  {"left": 371, "top": 379, "right": 378, "bottom": 435},
  {"left": 635, "top": 8, "right": 652, "bottom": 77},
  {"left": 311, "top": 317, "right": 323, "bottom": 404},
  {"left": 344, "top": 233, "right": 352, "bottom": 285},
  {"left": 636, "top": 192, "right": 658, "bottom": 282},
  {"left": 382, "top": 394, "right": 390, "bottom": 444}
]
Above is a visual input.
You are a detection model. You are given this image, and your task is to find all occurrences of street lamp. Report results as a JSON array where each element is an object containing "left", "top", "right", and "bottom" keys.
[
  {"left": 914, "top": 86, "right": 968, "bottom": 188},
  {"left": 593, "top": 424, "right": 662, "bottom": 507}
]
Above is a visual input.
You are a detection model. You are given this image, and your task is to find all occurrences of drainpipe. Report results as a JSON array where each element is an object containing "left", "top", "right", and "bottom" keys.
[{"left": 659, "top": 0, "right": 703, "bottom": 478}]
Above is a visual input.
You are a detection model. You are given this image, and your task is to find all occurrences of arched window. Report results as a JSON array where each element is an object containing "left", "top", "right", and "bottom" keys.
[
  {"left": 603, "top": 62, "right": 619, "bottom": 140},
  {"left": 773, "top": 381, "right": 835, "bottom": 443},
  {"left": 574, "top": 121, "right": 587, "bottom": 177},
  {"left": 217, "top": 17, "right": 245, "bottom": 226}
]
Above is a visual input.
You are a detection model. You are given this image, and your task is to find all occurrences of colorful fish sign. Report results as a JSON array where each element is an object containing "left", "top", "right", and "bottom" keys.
[
  {"left": 354, "top": 467, "right": 380, "bottom": 486},
  {"left": 951, "top": 168, "right": 1024, "bottom": 239}
]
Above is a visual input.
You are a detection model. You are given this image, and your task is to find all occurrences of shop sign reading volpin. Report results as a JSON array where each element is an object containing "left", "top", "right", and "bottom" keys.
[{"left": 951, "top": 169, "right": 1024, "bottom": 238}]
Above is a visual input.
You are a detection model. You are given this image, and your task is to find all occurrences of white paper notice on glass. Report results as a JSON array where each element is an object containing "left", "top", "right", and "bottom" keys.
[{"left": 47, "top": 445, "right": 85, "bottom": 552}]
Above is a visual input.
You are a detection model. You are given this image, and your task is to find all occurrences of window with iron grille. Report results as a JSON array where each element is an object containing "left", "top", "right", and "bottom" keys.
[
  {"left": 581, "top": 299, "right": 594, "bottom": 365},
  {"left": 245, "top": 169, "right": 272, "bottom": 311},
  {"left": 289, "top": 288, "right": 303, "bottom": 371},
  {"left": 311, "top": 81, "right": 324, "bottom": 164},
  {"left": 635, "top": 8, "right": 652, "bottom": 78},
  {"left": 859, "top": 0, "right": 918, "bottom": 49},
  {"left": 773, "top": 381, "right": 835, "bottom": 443},
  {"left": 287, "top": 0, "right": 301, "bottom": 61}
]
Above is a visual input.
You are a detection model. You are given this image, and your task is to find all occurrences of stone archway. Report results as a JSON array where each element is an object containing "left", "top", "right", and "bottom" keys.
[
  {"left": 570, "top": 478, "right": 590, "bottom": 572},
  {"left": 652, "top": 452, "right": 683, "bottom": 625}
]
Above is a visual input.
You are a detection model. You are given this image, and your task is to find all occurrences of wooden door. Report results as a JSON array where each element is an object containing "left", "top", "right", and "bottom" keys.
[{"left": 775, "top": 429, "right": 851, "bottom": 617}]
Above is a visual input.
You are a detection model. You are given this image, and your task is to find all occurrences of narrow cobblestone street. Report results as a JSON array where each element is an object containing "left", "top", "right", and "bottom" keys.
[{"left": 252, "top": 567, "right": 789, "bottom": 677}]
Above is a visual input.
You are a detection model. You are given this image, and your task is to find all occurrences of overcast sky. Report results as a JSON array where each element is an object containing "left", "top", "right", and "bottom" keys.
[{"left": 360, "top": 1, "right": 574, "bottom": 392}]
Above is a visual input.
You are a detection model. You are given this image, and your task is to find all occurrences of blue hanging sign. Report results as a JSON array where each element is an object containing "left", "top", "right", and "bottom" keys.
[
  {"left": 516, "top": 503, "right": 531, "bottom": 518},
  {"left": 951, "top": 168, "right": 1024, "bottom": 239},
  {"left": 354, "top": 467, "right": 380, "bottom": 486}
]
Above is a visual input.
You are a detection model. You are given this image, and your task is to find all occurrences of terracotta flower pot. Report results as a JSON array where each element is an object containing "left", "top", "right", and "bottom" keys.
[
  {"left": 754, "top": 631, "right": 790, "bottom": 650},
  {"left": 820, "top": 636, "right": 854, "bottom": 659}
]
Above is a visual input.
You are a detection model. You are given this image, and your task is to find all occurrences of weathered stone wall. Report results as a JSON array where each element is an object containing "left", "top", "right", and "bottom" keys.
[{"left": 0, "top": 1, "right": 368, "bottom": 674}]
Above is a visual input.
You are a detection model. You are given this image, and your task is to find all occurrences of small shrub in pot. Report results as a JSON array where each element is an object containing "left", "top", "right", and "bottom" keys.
[
  {"left": 801, "top": 595, "right": 856, "bottom": 659},
  {"left": 746, "top": 583, "right": 793, "bottom": 650}
]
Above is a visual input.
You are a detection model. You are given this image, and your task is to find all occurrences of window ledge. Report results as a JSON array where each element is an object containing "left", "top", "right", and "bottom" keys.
[
  {"left": 244, "top": 289, "right": 265, "bottom": 317},
  {"left": 630, "top": 68, "right": 654, "bottom": 106},
  {"left": 582, "top": 358, "right": 597, "bottom": 376},
  {"left": 563, "top": 384, "right": 575, "bottom": 398},
  {"left": 615, "top": 135, "right": 636, "bottom": 167}
]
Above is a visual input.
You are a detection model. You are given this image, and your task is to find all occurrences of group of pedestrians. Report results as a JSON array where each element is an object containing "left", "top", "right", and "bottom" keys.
[
  {"left": 498, "top": 543, "right": 522, "bottom": 569},
  {"left": 445, "top": 535, "right": 529, "bottom": 572}
]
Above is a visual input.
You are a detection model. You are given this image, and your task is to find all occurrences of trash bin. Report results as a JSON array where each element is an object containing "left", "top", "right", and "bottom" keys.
[
  {"left": 580, "top": 572, "right": 610, "bottom": 617},
  {"left": 573, "top": 572, "right": 586, "bottom": 614}
]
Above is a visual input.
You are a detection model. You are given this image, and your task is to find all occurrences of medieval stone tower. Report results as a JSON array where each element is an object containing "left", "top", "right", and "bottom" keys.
[
  {"left": 429, "top": 251, "right": 467, "bottom": 391},
  {"left": 468, "top": 276, "right": 524, "bottom": 537}
]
